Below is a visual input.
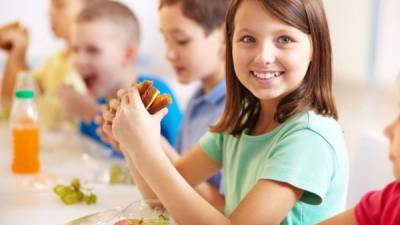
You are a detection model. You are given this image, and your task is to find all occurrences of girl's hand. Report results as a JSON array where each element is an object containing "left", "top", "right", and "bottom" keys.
[
  {"left": 97, "top": 90, "right": 126, "bottom": 149},
  {"left": 95, "top": 113, "right": 120, "bottom": 150},
  {"left": 111, "top": 87, "right": 167, "bottom": 156}
]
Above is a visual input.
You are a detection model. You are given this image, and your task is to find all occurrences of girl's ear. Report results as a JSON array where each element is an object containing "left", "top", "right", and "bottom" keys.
[{"left": 124, "top": 43, "right": 138, "bottom": 65}]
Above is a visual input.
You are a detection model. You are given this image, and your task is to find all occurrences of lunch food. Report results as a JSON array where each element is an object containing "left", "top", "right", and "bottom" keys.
[
  {"left": 53, "top": 178, "right": 97, "bottom": 205},
  {"left": 114, "top": 214, "right": 170, "bottom": 225},
  {"left": 0, "top": 21, "right": 21, "bottom": 32},
  {"left": 135, "top": 80, "right": 172, "bottom": 114}
]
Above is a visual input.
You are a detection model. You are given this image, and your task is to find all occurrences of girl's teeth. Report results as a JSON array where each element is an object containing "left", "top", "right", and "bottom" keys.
[{"left": 252, "top": 71, "right": 281, "bottom": 79}]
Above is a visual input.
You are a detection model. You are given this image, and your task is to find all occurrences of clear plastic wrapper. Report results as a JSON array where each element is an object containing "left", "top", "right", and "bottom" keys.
[{"left": 64, "top": 199, "right": 175, "bottom": 225}]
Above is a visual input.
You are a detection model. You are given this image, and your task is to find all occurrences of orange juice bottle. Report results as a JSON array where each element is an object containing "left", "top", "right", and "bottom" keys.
[{"left": 9, "top": 89, "right": 40, "bottom": 174}]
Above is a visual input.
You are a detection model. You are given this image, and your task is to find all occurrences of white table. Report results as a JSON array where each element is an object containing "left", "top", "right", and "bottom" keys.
[{"left": 0, "top": 122, "right": 142, "bottom": 225}]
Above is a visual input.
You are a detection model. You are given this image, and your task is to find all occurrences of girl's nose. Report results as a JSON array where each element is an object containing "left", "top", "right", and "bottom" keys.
[{"left": 254, "top": 42, "right": 276, "bottom": 65}]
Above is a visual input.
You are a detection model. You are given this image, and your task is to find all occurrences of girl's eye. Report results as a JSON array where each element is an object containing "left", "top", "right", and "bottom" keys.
[
  {"left": 240, "top": 35, "right": 256, "bottom": 44},
  {"left": 277, "top": 36, "right": 294, "bottom": 45}
]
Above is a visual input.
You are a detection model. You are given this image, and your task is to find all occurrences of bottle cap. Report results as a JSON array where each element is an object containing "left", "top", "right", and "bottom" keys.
[{"left": 15, "top": 90, "right": 35, "bottom": 99}]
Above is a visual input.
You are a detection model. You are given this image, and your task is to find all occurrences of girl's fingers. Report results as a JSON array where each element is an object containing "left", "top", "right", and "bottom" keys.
[
  {"left": 109, "top": 98, "right": 120, "bottom": 112},
  {"left": 154, "top": 107, "right": 168, "bottom": 122},
  {"left": 127, "top": 86, "right": 144, "bottom": 109},
  {"left": 103, "top": 110, "right": 115, "bottom": 122},
  {"left": 117, "top": 89, "right": 127, "bottom": 98},
  {"left": 94, "top": 114, "right": 104, "bottom": 125},
  {"left": 103, "top": 123, "right": 113, "bottom": 137}
]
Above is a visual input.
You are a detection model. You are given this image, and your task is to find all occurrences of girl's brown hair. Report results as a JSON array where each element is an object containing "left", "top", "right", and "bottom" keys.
[
  {"left": 212, "top": 0, "right": 338, "bottom": 135},
  {"left": 159, "top": 0, "right": 229, "bottom": 36}
]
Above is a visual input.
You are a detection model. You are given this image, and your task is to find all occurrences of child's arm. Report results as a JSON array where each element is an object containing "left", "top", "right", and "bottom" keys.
[
  {"left": 123, "top": 141, "right": 303, "bottom": 225},
  {"left": 111, "top": 88, "right": 306, "bottom": 225},
  {"left": 57, "top": 85, "right": 99, "bottom": 122},
  {"left": 99, "top": 105, "right": 225, "bottom": 211},
  {"left": 316, "top": 209, "right": 358, "bottom": 225},
  {"left": 0, "top": 27, "right": 29, "bottom": 107}
]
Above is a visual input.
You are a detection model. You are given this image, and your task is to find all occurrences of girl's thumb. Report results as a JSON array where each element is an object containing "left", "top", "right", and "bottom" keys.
[{"left": 154, "top": 107, "right": 168, "bottom": 122}]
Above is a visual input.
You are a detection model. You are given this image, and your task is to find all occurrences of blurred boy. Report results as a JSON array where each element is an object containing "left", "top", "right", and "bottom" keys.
[
  {"left": 98, "top": 0, "right": 229, "bottom": 212},
  {"left": 59, "top": 0, "right": 182, "bottom": 152},
  {"left": 0, "top": 0, "right": 98, "bottom": 128}
]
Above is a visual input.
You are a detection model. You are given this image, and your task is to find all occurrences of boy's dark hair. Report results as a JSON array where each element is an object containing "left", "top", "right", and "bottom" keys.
[
  {"left": 76, "top": 0, "right": 140, "bottom": 44},
  {"left": 159, "top": 0, "right": 229, "bottom": 36},
  {"left": 212, "top": 0, "right": 338, "bottom": 135}
]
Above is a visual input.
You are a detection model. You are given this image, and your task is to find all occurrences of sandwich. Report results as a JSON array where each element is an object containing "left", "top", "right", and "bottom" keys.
[{"left": 136, "top": 80, "right": 172, "bottom": 114}]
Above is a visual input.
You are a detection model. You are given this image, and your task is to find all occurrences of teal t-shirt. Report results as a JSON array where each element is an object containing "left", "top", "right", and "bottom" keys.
[{"left": 199, "top": 111, "right": 349, "bottom": 225}]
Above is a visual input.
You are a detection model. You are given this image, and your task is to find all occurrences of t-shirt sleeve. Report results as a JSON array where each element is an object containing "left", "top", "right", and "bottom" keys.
[
  {"left": 32, "top": 56, "right": 51, "bottom": 89},
  {"left": 354, "top": 190, "right": 383, "bottom": 225},
  {"left": 354, "top": 182, "right": 398, "bottom": 225},
  {"left": 199, "top": 131, "right": 224, "bottom": 163},
  {"left": 260, "top": 129, "right": 336, "bottom": 205}
]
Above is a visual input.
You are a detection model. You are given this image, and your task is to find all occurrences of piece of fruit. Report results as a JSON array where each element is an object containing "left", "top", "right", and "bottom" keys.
[{"left": 53, "top": 178, "right": 97, "bottom": 205}]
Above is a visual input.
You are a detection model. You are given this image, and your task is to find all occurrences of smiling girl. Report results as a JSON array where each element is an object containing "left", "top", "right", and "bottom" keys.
[{"left": 107, "top": 0, "right": 349, "bottom": 224}]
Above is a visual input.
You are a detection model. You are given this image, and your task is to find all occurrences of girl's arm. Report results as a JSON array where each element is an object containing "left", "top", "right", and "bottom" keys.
[
  {"left": 316, "top": 209, "right": 358, "bottom": 225},
  {"left": 112, "top": 88, "right": 304, "bottom": 225},
  {"left": 124, "top": 143, "right": 224, "bottom": 210},
  {"left": 127, "top": 143, "right": 303, "bottom": 225}
]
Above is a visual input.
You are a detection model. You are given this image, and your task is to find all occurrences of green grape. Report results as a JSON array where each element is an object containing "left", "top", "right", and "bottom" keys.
[
  {"left": 62, "top": 191, "right": 84, "bottom": 205},
  {"left": 70, "top": 178, "right": 80, "bottom": 190},
  {"left": 53, "top": 178, "right": 97, "bottom": 205},
  {"left": 84, "top": 193, "right": 97, "bottom": 204},
  {"left": 109, "top": 165, "right": 125, "bottom": 184},
  {"left": 53, "top": 184, "right": 68, "bottom": 197}
]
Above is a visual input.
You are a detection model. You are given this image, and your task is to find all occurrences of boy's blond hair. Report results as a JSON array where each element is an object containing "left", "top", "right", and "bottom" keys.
[{"left": 76, "top": 0, "right": 140, "bottom": 44}]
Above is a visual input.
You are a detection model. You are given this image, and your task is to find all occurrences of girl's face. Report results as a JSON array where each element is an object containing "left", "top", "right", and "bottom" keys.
[
  {"left": 159, "top": 4, "right": 224, "bottom": 84},
  {"left": 384, "top": 115, "right": 400, "bottom": 181},
  {"left": 232, "top": 0, "right": 313, "bottom": 103}
]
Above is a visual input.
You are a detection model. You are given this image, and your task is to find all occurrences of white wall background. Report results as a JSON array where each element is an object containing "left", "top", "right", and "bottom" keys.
[
  {"left": 375, "top": 0, "right": 400, "bottom": 85},
  {"left": 1, "top": 0, "right": 399, "bottom": 96}
]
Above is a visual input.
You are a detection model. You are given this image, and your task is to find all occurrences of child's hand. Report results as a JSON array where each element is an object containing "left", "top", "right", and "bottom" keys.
[
  {"left": 57, "top": 85, "right": 99, "bottom": 122},
  {"left": 95, "top": 115, "right": 120, "bottom": 150},
  {"left": 0, "top": 25, "right": 28, "bottom": 54},
  {"left": 95, "top": 104, "right": 120, "bottom": 150},
  {"left": 111, "top": 87, "right": 167, "bottom": 156}
]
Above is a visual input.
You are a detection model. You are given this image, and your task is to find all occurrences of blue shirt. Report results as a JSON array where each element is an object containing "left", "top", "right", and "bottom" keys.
[
  {"left": 80, "top": 74, "right": 183, "bottom": 157},
  {"left": 176, "top": 80, "right": 226, "bottom": 190}
]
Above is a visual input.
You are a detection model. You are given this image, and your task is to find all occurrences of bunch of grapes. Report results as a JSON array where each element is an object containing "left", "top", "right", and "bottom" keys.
[{"left": 53, "top": 178, "right": 97, "bottom": 205}]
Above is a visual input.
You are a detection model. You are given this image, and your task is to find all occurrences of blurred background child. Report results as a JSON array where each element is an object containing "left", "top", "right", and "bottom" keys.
[
  {"left": 59, "top": 0, "right": 182, "bottom": 154},
  {"left": 0, "top": 0, "right": 99, "bottom": 129},
  {"left": 158, "top": 0, "right": 228, "bottom": 211}
]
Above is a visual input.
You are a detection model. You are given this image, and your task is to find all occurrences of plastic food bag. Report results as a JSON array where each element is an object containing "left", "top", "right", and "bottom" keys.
[{"left": 64, "top": 199, "right": 175, "bottom": 225}]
